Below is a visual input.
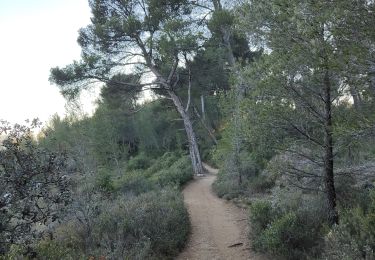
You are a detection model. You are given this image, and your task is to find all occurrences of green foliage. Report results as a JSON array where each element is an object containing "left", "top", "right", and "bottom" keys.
[
  {"left": 323, "top": 190, "right": 375, "bottom": 259},
  {"left": 96, "top": 167, "right": 115, "bottom": 193},
  {"left": 116, "top": 153, "right": 193, "bottom": 195},
  {"left": 249, "top": 201, "right": 276, "bottom": 236},
  {"left": 0, "top": 121, "right": 71, "bottom": 254},
  {"left": 212, "top": 170, "right": 243, "bottom": 200},
  {"left": 47, "top": 188, "right": 189, "bottom": 259},
  {"left": 247, "top": 175, "right": 275, "bottom": 194},
  {"left": 35, "top": 239, "right": 84, "bottom": 260},
  {"left": 144, "top": 152, "right": 181, "bottom": 173},
  {"left": 208, "top": 9, "right": 234, "bottom": 35},
  {"left": 255, "top": 212, "right": 303, "bottom": 259},
  {"left": 127, "top": 153, "right": 153, "bottom": 171},
  {"left": 212, "top": 146, "right": 275, "bottom": 199},
  {"left": 119, "top": 188, "right": 190, "bottom": 257},
  {"left": 149, "top": 156, "right": 193, "bottom": 187},
  {"left": 115, "top": 170, "right": 156, "bottom": 195},
  {"left": 249, "top": 193, "right": 329, "bottom": 259}
]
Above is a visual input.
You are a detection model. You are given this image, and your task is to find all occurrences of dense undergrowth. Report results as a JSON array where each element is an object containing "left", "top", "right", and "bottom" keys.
[
  {"left": 1, "top": 152, "right": 192, "bottom": 260},
  {"left": 212, "top": 145, "right": 375, "bottom": 259},
  {"left": 3, "top": 1, "right": 375, "bottom": 259}
]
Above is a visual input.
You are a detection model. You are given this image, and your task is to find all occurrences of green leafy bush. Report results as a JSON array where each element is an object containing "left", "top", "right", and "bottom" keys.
[
  {"left": 33, "top": 188, "right": 189, "bottom": 260},
  {"left": 91, "top": 188, "right": 189, "bottom": 259},
  {"left": 255, "top": 211, "right": 325, "bottom": 259},
  {"left": 144, "top": 152, "right": 180, "bottom": 174},
  {"left": 115, "top": 170, "right": 156, "bottom": 195},
  {"left": 323, "top": 190, "right": 375, "bottom": 260},
  {"left": 0, "top": 241, "right": 84, "bottom": 260},
  {"left": 250, "top": 196, "right": 327, "bottom": 259},
  {"left": 212, "top": 178, "right": 242, "bottom": 199},
  {"left": 35, "top": 239, "right": 84, "bottom": 260},
  {"left": 96, "top": 167, "right": 115, "bottom": 193},
  {"left": 115, "top": 153, "right": 192, "bottom": 195},
  {"left": 249, "top": 200, "right": 276, "bottom": 236},
  {"left": 127, "top": 153, "right": 153, "bottom": 170},
  {"left": 248, "top": 174, "right": 275, "bottom": 193},
  {"left": 149, "top": 156, "right": 193, "bottom": 187},
  {"left": 212, "top": 163, "right": 246, "bottom": 200}
]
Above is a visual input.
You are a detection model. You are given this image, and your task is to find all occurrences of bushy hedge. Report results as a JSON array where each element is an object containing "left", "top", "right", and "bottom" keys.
[
  {"left": 323, "top": 189, "right": 375, "bottom": 260},
  {"left": 212, "top": 149, "right": 276, "bottom": 200},
  {"left": 149, "top": 156, "right": 193, "bottom": 187},
  {"left": 127, "top": 152, "right": 153, "bottom": 170},
  {"left": 116, "top": 152, "right": 193, "bottom": 194},
  {"left": 2, "top": 152, "right": 193, "bottom": 259},
  {"left": 115, "top": 169, "right": 156, "bottom": 195},
  {"left": 91, "top": 188, "right": 190, "bottom": 259},
  {"left": 19, "top": 188, "right": 189, "bottom": 260},
  {"left": 249, "top": 197, "right": 327, "bottom": 260},
  {"left": 212, "top": 171, "right": 243, "bottom": 200}
]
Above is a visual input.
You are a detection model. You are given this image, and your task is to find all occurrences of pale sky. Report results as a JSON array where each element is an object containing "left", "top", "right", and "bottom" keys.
[{"left": 0, "top": 0, "right": 99, "bottom": 125}]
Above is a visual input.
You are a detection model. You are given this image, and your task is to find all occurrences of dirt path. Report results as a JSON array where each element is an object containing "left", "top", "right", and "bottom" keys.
[{"left": 177, "top": 164, "right": 267, "bottom": 260}]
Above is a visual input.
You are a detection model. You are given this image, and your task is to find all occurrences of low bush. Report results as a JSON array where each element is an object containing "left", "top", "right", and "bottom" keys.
[
  {"left": 248, "top": 174, "right": 275, "bottom": 193},
  {"left": 0, "top": 240, "right": 84, "bottom": 260},
  {"left": 115, "top": 170, "right": 156, "bottom": 195},
  {"left": 256, "top": 212, "right": 325, "bottom": 259},
  {"left": 323, "top": 189, "right": 375, "bottom": 260},
  {"left": 249, "top": 195, "right": 328, "bottom": 259},
  {"left": 115, "top": 153, "right": 192, "bottom": 195},
  {"left": 149, "top": 156, "right": 193, "bottom": 187},
  {"left": 212, "top": 150, "right": 276, "bottom": 199},
  {"left": 144, "top": 152, "right": 181, "bottom": 174},
  {"left": 127, "top": 153, "right": 153, "bottom": 171},
  {"left": 212, "top": 171, "right": 243, "bottom": 199},
  {"left": 96, "top": 167, "right": 115, "bottom": 193},
  {"left": 92, "top": 188, "right": 189, "bottom": 259},
  {"left": 31, "top": 188, "right": 189, "bottom": 260},
  {"left": 249, "top": 200, "right": 276, "bottom": 236},
  {"left": 255, "top": 212, "right": 300, "bottom": 257},
  {"left": 8, "top": 152, "right": 193, "bottom": 259},
  {"left": 35, "top": 239, "right": 84, "bottom": 260}
]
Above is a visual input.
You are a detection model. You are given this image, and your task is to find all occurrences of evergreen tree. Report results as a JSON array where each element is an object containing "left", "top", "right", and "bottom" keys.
[
  {"left": 238, "top": 0, "right": 375, "bottom": 225},
  {"left": 50, "top": 0, "right": 206, "bottom": 174}
]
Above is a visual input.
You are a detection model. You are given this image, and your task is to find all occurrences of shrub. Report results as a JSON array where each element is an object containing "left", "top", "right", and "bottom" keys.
[
  {"left": 149, "top": 156, "right": 193, "bottom": 187},
  {"left": 35, "top": 239, "right": 84, "bottom": 260},
  {"left": 250, "top": 196, "right": 328, "bottom": 259},
  {"left": 91, "top": 188, "right": 189, "bottom": 259},
  {"left": 116, "top": 154, "right": 192, "bottom": 194},
  {"left": 25, "top": 152, "right": 192, "bottom": 259},
  {"left": 212, "top": 178, "right": 242, "bottom": 199},
  {"left": 127, "top": 153, "right": 153, "bottom": 170},
  {"left": 35, "top": 188, "right": 189, "bottom": 259},
  {"left": 144, "top": 152, "right": 180, "bottom": 174},
  {"left": 115, "top": 170, "right": 156, "bottom": 195},
  {"left": 212, "top": 163, "right": 246, "bottom": 200},
  {"left": 249, "top": 200, "right": 276, "bottom": 236},
  {"left": 96, "top": 167, "right": 115, "bottom": 193},
  {"left": 0, "top": 121, "right": 71, "bottom": 255},
  {"left": 323, "top": 189, "right": 375, "bottom": 260},
  {"left": 248, "top": 174, "right": 275, "bottom": 193},
  {"left": 255, "top": 212, "right": 319, "bottom": 259}
]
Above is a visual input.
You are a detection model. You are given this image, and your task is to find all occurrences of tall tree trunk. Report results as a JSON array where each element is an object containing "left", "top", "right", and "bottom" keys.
[
  {"left": 323, "top": 66, "right": 339, "bottom": 225},
  {"left": 213, "top": 0, "right": 242, "bottom": 183},
  {"left": 233, "top": 79, "right": 244, "bottom": 186},
  {"left": 193, "top": 106, "right": 218, "bottom": 145},
  {"left": 168, "top": 90, "right": 204, "bottom": 175},
  {"left": 201, "top": 95, "right": 205, "bottom": 120}
]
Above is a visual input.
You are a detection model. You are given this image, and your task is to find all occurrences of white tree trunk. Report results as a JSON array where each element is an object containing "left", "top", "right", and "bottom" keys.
[{"left": 168, "top": 90, "right": 204, "bottom": 175}]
